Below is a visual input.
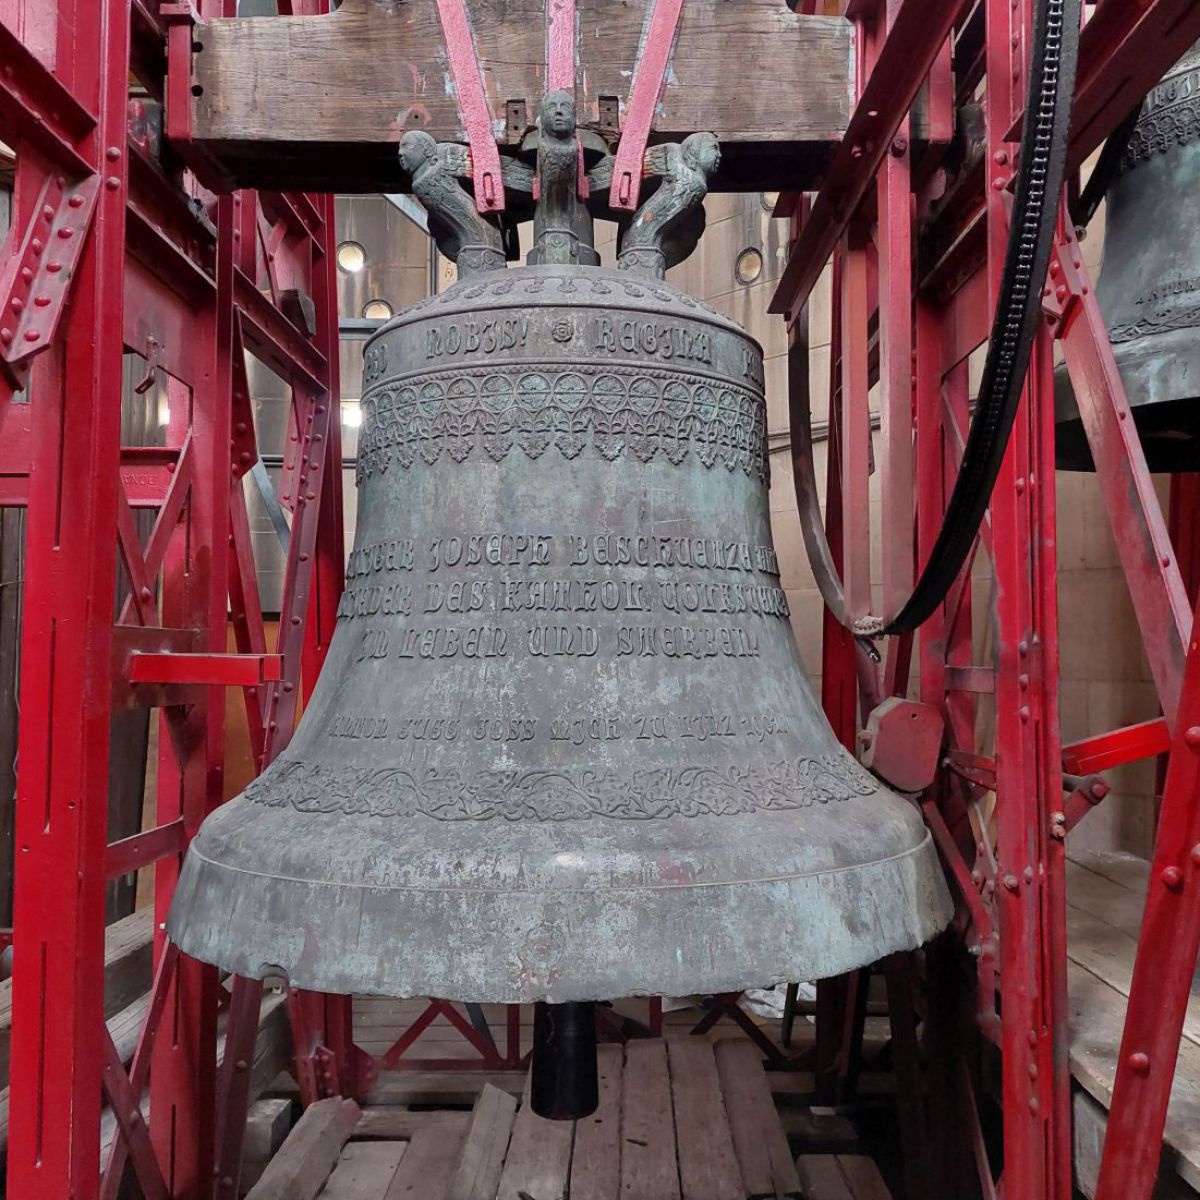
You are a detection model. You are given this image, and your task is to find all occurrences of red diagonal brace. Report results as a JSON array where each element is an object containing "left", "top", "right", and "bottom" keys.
[
  {"left": 0, "top": 173, "right": 100, "bottom": 389},
  {"left": 1061, "top": 718, "right": 1172, "bottom": 777},
  {"left": 1096, "top": 612, "right": 1200, "bottom": 1200},
  {"left": 609, "top": 0, "right": 685, "bottom": 212},
  {"left": 100, "top": 943, "right": 181, "bottom": 1200},
  {"left": 435, "top": 0, "right": 505, "bottom": 212},
  {"left": 770, "top": 0, "right": 969, "bottom": 319}
]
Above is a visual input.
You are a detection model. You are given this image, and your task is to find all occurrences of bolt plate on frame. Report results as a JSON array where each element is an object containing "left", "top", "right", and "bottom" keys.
[{"left": 0, "top": 172, "right": 100, "bottom": 389}]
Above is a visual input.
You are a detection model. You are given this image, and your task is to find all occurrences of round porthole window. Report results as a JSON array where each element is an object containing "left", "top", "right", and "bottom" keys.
[
  {"left": 735, "top": 247, "right": 764, "bottom": 286},
  {"left": 362, "top": 299, "right": 394, "bottom": 321},
  {"left": 336, "top": 240, "right": 367, "bottom": 273}
]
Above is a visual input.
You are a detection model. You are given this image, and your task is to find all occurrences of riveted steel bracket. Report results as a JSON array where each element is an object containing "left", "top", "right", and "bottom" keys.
[{"left": 0, "top": 172, "right": 100, "bottom": 389}]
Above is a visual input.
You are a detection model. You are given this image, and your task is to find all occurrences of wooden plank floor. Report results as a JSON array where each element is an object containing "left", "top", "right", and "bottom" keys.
[
  {"left": 303, "top": 1037, "right": 822, "bottom": 1200},
  {"left": 1066, "top": 850, "right": 1200, "bottom": 1193}
]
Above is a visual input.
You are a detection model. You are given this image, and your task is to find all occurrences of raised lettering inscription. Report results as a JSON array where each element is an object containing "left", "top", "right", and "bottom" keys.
[
  {"left": 425, "top": 317, "right": 531, "bottom": 360},
  {"left": 591, "top": 316, "right": 714, "bottom": 365},
  {"left": 394, "top": 625, "right": 509, "bottom": 659},
  {"left": 429, "top": 534, "right": 551, "bottom": 571},
  {"left": 326, "top": 713, "right": 539, "bottom": 743},
  {"left": 325, "top": 709, "right": 788, "bottom": 749},
  {"left": 615, "top": 625, "right": 760, "bottom": 659}
]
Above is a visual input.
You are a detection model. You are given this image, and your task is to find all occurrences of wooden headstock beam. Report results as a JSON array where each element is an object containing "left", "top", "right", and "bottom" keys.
[{"left": 185, "top": 0, "right": 858, "bottom": 194}]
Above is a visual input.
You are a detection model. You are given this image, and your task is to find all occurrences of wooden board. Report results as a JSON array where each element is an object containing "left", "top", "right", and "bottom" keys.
[
  {"left": 835, "top": 1156, "right": 891, "bottom": 1199},
  {"left": 1066, "top": 904, "right": 1200, "bottom": 1051},
  {"left": 1063, "top": 848, "right": 1200, "bottom": 1192},
  {"left": 385, "top": 1123, "right": 469, "bottom": 1200},
  {"left": 354, "top": 1108, "right": 472, "bottom": 1142},
  {"left": 794, "top": 1156, "right": 891, "bottom": 1199},
  {"left": 1072, "top": 1087, "right": 1195, "bottom": 1200},
  {"left": 569, "top": 1043, "right": 624, "bottom": 1200},
  {"left": 188, "top": 0, "right": 854, "bottom": 193},
  {"left": 321, "top": 1142, "right": 408, "bottom": 1200},
  {"left": 496, "top": 1076, "right": 575, "bottom": 1200},
  {"left": 366, "top": 1071, "right": 526, "bottom": 1107},
  {"left": 246, "top": 1097, "right": 361, "bottom": 1200},
  {"left": 445, "top": 1084, "right": 518, "bottom": 1200},
  {"left": 794, "top": 1156, "right": 854, "bottom": 1199},
  {"left": 666, "top": 1038, "right": 744, "bottom": 1200},
  {"left": 620, "top": 1040, "right": 681, "bottom": 1200},
  {"left": 328, "top": 1030, "right": 812, "bottom": 1200},
  {"left": 1068, "top": 960, "right": 1200, "bottom": 1192},
  {"left": 1065, "top": 859, "right": 1147, "bottom": 938},
  {"left": 714, "top": 1039, "right": 802, "bottom": 1199},
  {"left": 243, "top": 1097, "right": 296, "bottom": 1192}
]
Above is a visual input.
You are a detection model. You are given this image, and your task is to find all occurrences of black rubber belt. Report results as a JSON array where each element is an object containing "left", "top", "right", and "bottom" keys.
[{"left": 882, "top": 0, "right": 1082, "bottom": 635}]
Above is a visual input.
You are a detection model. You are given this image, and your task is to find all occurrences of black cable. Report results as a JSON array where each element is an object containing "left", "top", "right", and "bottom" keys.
[{"left": 883, "top": 0, "right": 1082, "bottom": 635}]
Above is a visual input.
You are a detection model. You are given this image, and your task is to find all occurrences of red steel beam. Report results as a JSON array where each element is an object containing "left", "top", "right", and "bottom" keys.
[
  {"left": 434, "top": 0, "right": 505, "bottom": 211},
  {"left": 609, "top": 0, "right": 685, "bottom": 212},
  {"left": 6, "top": 0, "right": 131, "bottom": 1193},
  {"left": 1052, "top": 231, "right": 1191, "bottom": 724},
  {"left": 769, "top": 0, "right": 970, "bottom": 322},
  {"left": 982, "top": 0, "right": 1072, "bottom": 1189},
  {"left": 105, "top": 819, "right": 188, "bottom": 879},
  {"left": 0, "top": 20, "right": 95, "bottom": 175},
  {"left": 235, "top": 267, "right": 327, "bottom": 394},
  {"left": 840, "top": 235, "right": 873, "bottom": 620},
  {"left": 1096, "top": 616, "right": 1200, "bottom": 1200},
  {"left": 129, "top": 651, "right": 284, "bottom": 686},
  {"left": 0, "top": 172, "right": 100, "bottom": 389},
  {"left": 1061, "top": 719, "right": 1172, "bottom": 777},
  {"left": 875, "top": 0, "right": 915, "bottom": 623}
]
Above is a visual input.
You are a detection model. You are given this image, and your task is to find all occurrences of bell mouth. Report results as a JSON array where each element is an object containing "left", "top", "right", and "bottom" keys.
[
  {"left": 1054, "top": 328, "right": 1200, "bottom": 472},
  {"left": 166, "top": 799, "right": 950, "bottom": 1005}
]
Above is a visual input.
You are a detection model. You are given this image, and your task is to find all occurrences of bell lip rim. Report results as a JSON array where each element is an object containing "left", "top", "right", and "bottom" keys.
[
  {"left": 369, "top": 262, "right": 764, "bottom": 353},
  {"left": 166, "top": 829, "right": 953, "bottom": 1002},
  {"left": 166, "top": 821, "right": 952, "bottom": 1004},
  {"left": 173, "top": 823, "right": 942, "bottom": 896}
]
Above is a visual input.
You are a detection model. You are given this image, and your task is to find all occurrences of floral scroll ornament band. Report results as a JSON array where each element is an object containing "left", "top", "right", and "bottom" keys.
[{"left": 245, "top": 754, "right": 879, "bottom": 822}]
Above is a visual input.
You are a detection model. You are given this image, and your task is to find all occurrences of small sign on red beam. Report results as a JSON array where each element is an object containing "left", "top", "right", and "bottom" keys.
[{"left": 129, "top": 651, "right": 284, "bottom": 687}]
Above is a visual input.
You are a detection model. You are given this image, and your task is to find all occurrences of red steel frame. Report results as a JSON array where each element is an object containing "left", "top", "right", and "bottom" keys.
[
  {"left": 0, "top": 0, "right": 366, "bottom": 1196},
  {"left": 776, "top": 1, "right": 1200, "bottom": 1197},
  {"left": 5, "top": 0, "right": 1200, "bottom": 1197}
]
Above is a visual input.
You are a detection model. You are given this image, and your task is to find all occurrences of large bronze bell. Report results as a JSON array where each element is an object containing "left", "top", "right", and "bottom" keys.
[
  {"left": 168, "top": 100, "right": 951, "bottom": 1117},
  {"left": 1056, "top": 44, "right": 1200, "bottom": 471}
]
